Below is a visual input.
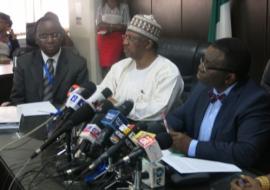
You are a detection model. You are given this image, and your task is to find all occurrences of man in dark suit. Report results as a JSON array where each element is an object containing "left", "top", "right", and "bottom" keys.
[
  {"left": 166, "top": 38, "right": 270, "bottom": 172},
  {"left": 10, "top": 16, "right": 88, "bottom": 107},
  {"left": 261, "top": 60, "right": 270, "bottom": 93}
]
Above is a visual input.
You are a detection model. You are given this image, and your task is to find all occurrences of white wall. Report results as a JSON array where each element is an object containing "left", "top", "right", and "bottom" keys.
[{"left": 68, "top": 0, "right": 102, "bottom": 84}]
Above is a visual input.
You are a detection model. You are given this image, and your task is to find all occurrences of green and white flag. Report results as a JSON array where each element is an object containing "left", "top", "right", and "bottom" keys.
[{"left": 208, "top": 0, "right": 232, "bottom": 42}]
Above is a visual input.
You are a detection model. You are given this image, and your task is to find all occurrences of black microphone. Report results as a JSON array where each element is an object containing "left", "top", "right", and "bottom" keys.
[
  {"left": 65, "top": 122, "right": 148, "bottom": 176},
  {"left": 62, "top": 81, "right": 96, "bottom": 114},
  {"left": 64, "top": 101, "right": 135, "bottom": 175},
  {"left": 84, "top": 87, "right": 112, "bottom": 108},
  {"left": 89, "top": 100, "right": 134, "bottom": 153},
  {"left": 53, "top": 81, "right": 96, "bottom": 128},
  {"left": 87, "top": 136, "right": 128, "bottom": 171},
  {"left": 30, "top": 88, "right": 113, "bottom": 159},
  {"left": 134, "top": 121, "right": 168, "bottom": 135},
  {"left": 114, "top": 132, "right": 173, "bottom": 167},
  {"left": 74, "top": 100, "right": 114, "bottom": 158}
]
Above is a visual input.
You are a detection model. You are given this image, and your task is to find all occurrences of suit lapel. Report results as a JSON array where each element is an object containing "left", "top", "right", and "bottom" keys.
[
  {"left": 194, "top": 88, "right": 211, "bottom": 138},
  {"left": 31, "top": 51, "right": 44, "bottom": 99},
  {"left": 210, "top": 83, "right": 242, "bottom": 140},
  {"left": 53, "top": 50, "right": 68, "bottom": 94}
]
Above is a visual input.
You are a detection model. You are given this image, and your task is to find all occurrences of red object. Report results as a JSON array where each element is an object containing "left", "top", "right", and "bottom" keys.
[{"left": 97, "top": 31, "right": 124, "bottom": 69}]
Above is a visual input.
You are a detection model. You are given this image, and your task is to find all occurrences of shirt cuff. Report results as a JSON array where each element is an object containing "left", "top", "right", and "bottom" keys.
[{"left": 187, "top": 139, "right": 198, "bottom": 157}]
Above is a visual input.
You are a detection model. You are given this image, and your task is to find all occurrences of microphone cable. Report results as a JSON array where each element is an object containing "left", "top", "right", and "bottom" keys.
[
  {"left": 0, "top": 116, "right": 54, "bottom": 152},
  {"left": 8, "top": 157, "right": 31, "bottom": 190}
]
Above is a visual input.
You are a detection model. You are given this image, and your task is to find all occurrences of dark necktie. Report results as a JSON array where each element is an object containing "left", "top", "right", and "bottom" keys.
[
  {"left": 208, "top": 91, "right": 226, "bottom": 103},
  {"left": 43, "top": 58, "right": 54, "bottom": 101}
]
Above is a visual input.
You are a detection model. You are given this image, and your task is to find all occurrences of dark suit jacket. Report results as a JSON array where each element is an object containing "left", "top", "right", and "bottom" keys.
[
  {"left": 10, "top": 47, "right": 89, "bottom": 107},
  {"left": 167, "top": 79, "right": 270, "bottom": 171},
  {"left": 261, "top": 59, "right": 270, "bottom": 93}
]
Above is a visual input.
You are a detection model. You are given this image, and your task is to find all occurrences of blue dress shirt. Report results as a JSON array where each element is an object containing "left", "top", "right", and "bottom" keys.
[{"left": 188, "top": 83, "right": 237, "bottom": 157}]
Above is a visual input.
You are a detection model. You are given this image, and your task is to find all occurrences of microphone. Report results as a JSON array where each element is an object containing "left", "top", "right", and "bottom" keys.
[
  {"left": 65, "top": 137, "right": 128, "bottom": 176},
  {"left": 85, "top": 87, "right": 112, "bottom": 109},
  {"left": 53, "top": 82, "right": 96, "bottom": 126},
  {"left": 89, "top": 100, "right": 134, "bottom": 151},
  {"left": 65, "top": 123, "right": 147, "bottom": 176},
  {"left": 67, "top": 84, "right": 80, "bottom": 97},
  {"left": 87, "top": 136, "right": 128, "bottom": 171},
  {"left": 114, "top": 132, "right": 173, "bottom": 167},
  {"left": 74, "top": 100, "right": 114, "bottom": 158},
  {"left": 85, "top": 127, "right": 149, "bottom": 173},
  {"left": 30, "top": 88, "right": 113, "bottom": 159},
  {"left": 62, "top": 82, "right": 96, "bottom": 113},
  {"left": 78, "top": 100, "right": 115, "bottom": 143}
]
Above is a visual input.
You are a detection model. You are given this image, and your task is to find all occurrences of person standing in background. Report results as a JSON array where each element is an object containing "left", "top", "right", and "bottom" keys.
[
  {"left": 96, "top": 0, "right": 130, "bottom": 75},
  {"left": 0, "top": 12, "right": 19, "bottom": 63}
]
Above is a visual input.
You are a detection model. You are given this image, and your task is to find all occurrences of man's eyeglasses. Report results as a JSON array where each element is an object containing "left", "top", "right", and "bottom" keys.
[
  {"left": 122, "top": 34, "right": 143, "bottom": 43},
  {"left": 200, "top": 56, "right": 234, "bottom": 73},
  {"left": 38, "top": 32, "right": 62, "bottom": 40}
]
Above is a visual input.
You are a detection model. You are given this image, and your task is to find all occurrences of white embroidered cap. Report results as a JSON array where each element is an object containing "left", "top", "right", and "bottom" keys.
[{"left": 127, "top": 14, "right": 161, "bottom": 42}]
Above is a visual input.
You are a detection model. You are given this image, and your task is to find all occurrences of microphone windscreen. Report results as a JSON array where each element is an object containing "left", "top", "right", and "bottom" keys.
[
  {"left": 146, "top": 123, "right": 167, "bottom": 134},
  {"left": 117, "top": 100, "right": 134, "bottom": 116},
  {"left": 156, "top": 133, "right": 173, "bottom": 150},
  {"left": 97, "top": 100, "right": 115, "bottom": 114},
  {"left": 80, "top": 89, "right": 92, "bottom": 99},
  {"left": 81, "top": 81, "right": 97, "bottom": 96},
  {"left": 90, "top": 113, "right": 106, "bottom": 129},
  {"left": 69, "top": 104, "right": 95, "bottom": 125},
  {"left": 101, "top": 87, "right": 113, "bottom": 98},
  {"left": 135, "top": 122, "right": 148, "bottom": 131}
]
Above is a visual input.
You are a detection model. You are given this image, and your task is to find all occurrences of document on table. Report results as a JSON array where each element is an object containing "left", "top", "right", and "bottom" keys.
[
  {"left": 0, "top": 106, "right": 20, "bottom": 131},
  {"left": 0, "top": 106, "right": 20, "bottom": 123},
  {"left": 17, "top": 101, "right": 58, "bottom": 116},
  {"left": 162, "top": 150, "right": 242, "bottom": 174}
]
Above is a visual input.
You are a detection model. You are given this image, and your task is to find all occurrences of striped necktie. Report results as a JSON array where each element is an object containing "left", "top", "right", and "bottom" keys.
[{"left": 43, "top": 58, "right": 54, "bottom": 101}]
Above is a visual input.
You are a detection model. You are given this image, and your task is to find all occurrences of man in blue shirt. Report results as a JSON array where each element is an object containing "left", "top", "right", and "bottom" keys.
[{"left": 166, "top": 38, "right": 270, "bottom": 172}]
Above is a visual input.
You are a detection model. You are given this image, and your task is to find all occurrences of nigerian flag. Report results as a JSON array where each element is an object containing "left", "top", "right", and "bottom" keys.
[{"left": 208, "top": 0, "right": 232, "bottom": 42}]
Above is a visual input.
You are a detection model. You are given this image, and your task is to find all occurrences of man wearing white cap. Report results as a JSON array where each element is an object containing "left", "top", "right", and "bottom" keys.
[{"left": 99, "top": 14, "right": 184, "bottom": 122}]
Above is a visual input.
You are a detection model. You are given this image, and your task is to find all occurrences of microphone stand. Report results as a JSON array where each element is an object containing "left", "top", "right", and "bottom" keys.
[
  {"left": 104, "top": 158, "right": 131, "bottom": 190},
  {"left": 65, "top": 123, "right": 82, "bottom": 162},
  {"left": 104, "top": 168, "right": 130, "bottom": 190},
  {"left": 132, "top": 159, "right": 142, "bottom": 190},
  {"left": 65, "top": 130, "right": 72, "bottom": 162}
]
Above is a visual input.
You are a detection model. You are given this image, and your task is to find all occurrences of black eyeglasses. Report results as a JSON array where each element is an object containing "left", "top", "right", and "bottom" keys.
[
  {"left": 200, "top": 56, "right": 234, "bottom": 73},
  {"left": 38, "top": 32, "right": 62, "bottom": 40}
]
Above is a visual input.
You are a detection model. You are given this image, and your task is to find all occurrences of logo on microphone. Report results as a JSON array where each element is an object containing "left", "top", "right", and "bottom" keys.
[
  {"left": 80, "top": 124, "right": 101, "bottom": 142},
  {"left": 137, "top": 135, "right": 155, "bottom": 148},
  {"left": 70, "top": 94, "right": 79, "bottom": 102},
  {"left": 77, "top": 99, "right": 85, "bottom": 107},
  {"left": 154, "top": 167, "right": 164, "bottom": 185}
]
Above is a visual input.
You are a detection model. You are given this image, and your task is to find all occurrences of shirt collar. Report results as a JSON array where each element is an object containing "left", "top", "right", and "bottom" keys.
[
  {"left": 41, "top": 48, "right": 62, "bottom": 64},
  {"left": 213, "top": 82, "right": 237, "bottom": 96}
]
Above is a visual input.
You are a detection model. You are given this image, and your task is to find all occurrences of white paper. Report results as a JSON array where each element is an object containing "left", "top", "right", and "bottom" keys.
[
  {"left": 17, "top": 101, "right": 57, "bottom": 116},
  {"left": 162, "top": 150, "right": 242, "bottom": 174},
  {"left": 0, "top": 106, "right": 20, "bottom": 123}
]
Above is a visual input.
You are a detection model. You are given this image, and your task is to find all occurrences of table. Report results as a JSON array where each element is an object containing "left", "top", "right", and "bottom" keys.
[{"left": 0, "top": 130, "right": 241, "bottom": 190}]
